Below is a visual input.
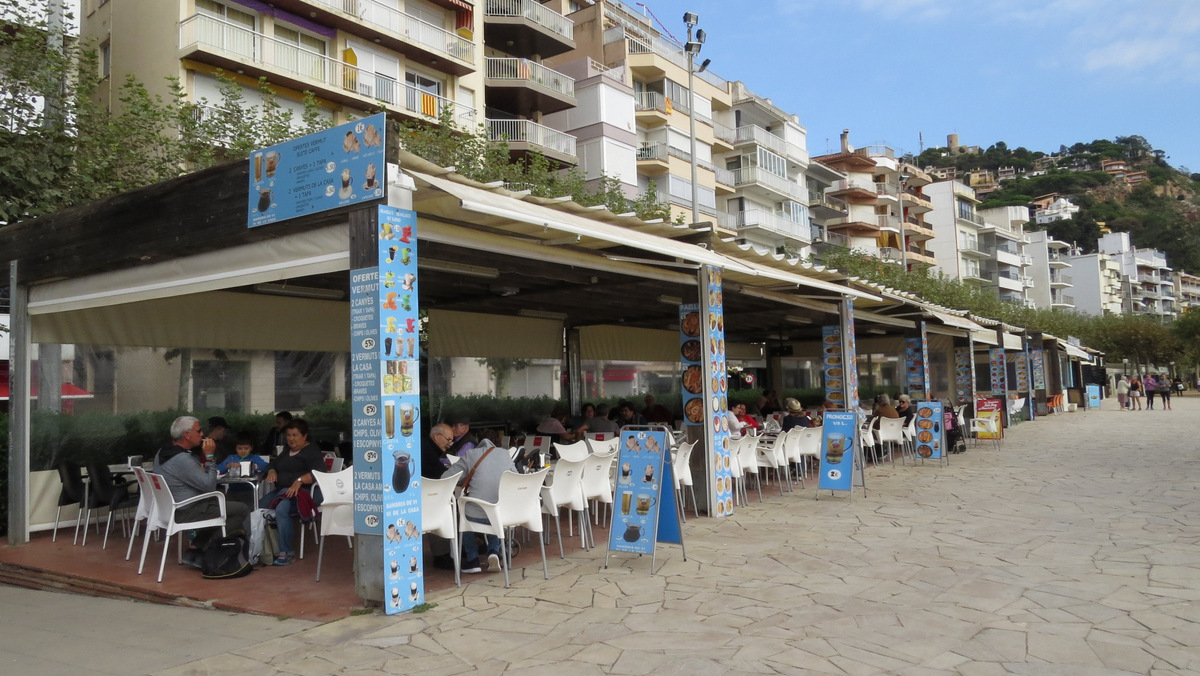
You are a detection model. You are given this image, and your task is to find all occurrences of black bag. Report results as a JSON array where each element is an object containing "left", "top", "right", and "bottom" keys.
[{"left": 201, "top": 534, "right": 254, "bottom": 579}]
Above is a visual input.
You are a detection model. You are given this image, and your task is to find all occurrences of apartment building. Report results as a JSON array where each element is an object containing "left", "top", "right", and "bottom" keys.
[
  {"left": 1098, "top": 232, "right": 1176, "bottom": 319},
  {"left": 898, "top": 163, "right": 935, "bottom": 269},
  {"left": 978, "top": 205, "right": 1032, "bottom": 306},
  {"left": 810, "top": 132, "right": 905, "bottom": 265},
  {"left": 925, "top": 180, "right": 990, "bottom": 284},
  {"left": 1034, "top": 197, "right": 1080, "bottom": 224},
  {"left": 1025, "top": 231, "right": 1074, "bottom": 310},
  {"left": 1066, "top": 250, "right": 1125, "bottom": 316},
  {"left": 1175, "top": 271, "right": 1200, "bottom": 314}
]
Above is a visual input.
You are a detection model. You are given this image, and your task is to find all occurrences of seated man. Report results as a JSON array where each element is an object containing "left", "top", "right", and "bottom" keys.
[
  {"left": 422, "top": 423, "right": 454, "bottom": 479},
  {"left": 447, "top": 416, "right": 478, "bottom": 455},
  {"left": 442, "top": 440, "right": 516, "bottom": 574},
  {"left": 584, "top": 404, "right": 620, "bottom": 436},
  {"left": 154, "top": 416, "right": 251, "bottom": 567},
  {"left": 641, "top": 394, "right": 673, "bottom": 425},
  {"left": 780, "top": 398, "right": 813, "bottom": 431}
]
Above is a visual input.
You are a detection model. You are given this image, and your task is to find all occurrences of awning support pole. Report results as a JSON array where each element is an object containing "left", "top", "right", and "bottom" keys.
[{"left": 8, "top": 261, "right": 31, "bottom": 545}]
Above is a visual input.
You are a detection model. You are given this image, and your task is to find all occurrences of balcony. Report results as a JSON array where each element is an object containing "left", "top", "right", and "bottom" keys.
[
  {"left": 828, "top": 178, "right": 878, "bottom": 201},
  {"left": 1138, "top": 274, "right": 1160, "bottom": 284},
  {"left": 1020, "top": 254, "right": 1034, "bottom": 266},
  {"left": 962, "top": 268, "right": 990, "bottom": 283},
  {"left": 719, "top": 209, "right": 812, "bottom": 242},
  {"left": 808, "top": 191, "right": 849, "bottom": 218},
  {"left": 825, "top": 216, "right": 881, "bottom": 236},
  {"left": 634, "top": 91, "right": 670, "bottom": 125},
  {"left": 956, "top": 211, "right": 986, "bottom": 227},
  {"left": 1048, "top": 252, "right": 1072, "bottom": 268},
  {"left": 995, "top": 247, "right": 1021, "bottom": 266},
  {"left": 958, "top": 239, "right": 990, "bottom": 258},
  {"left": 731, "top": 166, "right": 807, "bottom": 202},
  {"left": 617, "top": 31, "right": 727, "bottom": 89},
  {"left": 1051, "top": 294, "right": 1075, "bottom": 309},
  {"left": 1022, "top": 276, "right": 1035, "bottom": 287},
  {"left": 711, "top": 121, "right": 737, "bottom": 149},
  {"left": 879, "top": 247, "right": 904, "bottom": 263},
  {"left": 733, "top": 125, "right": 807, "bottom": 165},
  {"left": 906, "top": 245, "right": 937, "bottom": 266},
  {"left": 179, "top": 14, "right": 476, "bottom": 122},
  {"left": 485, "top": 57, "right": 576, "bottom": 115},
  {"left": 903, "top": 216, "right": 934, "bottom": 239},
  {"left": 997, "top": 270, "right": 1024, "bottom": 292},
  {"left": 484, "top": 0, "right": 575, "bottom": 59},
  {"left": 275, "top": 0, "right": 475, "bottom": 74},
  {"left": 901, "top": 190, "right": 932, "bottom": 212},
  {"left": 877, "top": 214, "right": 901, "bottom": 233},
  {"left": 487, "top": 118, "right": 577, "bottom": 166},
  {"left": 1049, "top": 272, "right": 1073, "bottom": 287},
  {"left": 635, "top": 142, "right": 669, "bottom": 172}
]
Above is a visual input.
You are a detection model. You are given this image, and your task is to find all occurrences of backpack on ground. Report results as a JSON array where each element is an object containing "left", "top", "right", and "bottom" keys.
[
  {"left": 201, "top": 533, "right": 253, "bottom": 579},
  {"left": 257, "top": 508, "right": 280, "bottom": 565}
]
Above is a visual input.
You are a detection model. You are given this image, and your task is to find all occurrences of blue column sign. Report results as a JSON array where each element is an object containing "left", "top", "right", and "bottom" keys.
[
  {"left": 702, "top": 266, "right": 734, "bottom": 517},
  {"left": 989, "top": 347, "right": 1008, "bottom": 394},
  {"left": 954, "top": 346, "right": 973, "bottom": 405},
  {"left": 822, "top": 325, "right": 847, "bottom": 409},
  {"left": 817, "top": 411, "right": 857, "bottom": 491},
  {"left": 350, "top": 267, "right": 383, "bottom": 535},
  {"left": 248, "top": 113, "right": 386, "bottom": 227},
  {"left": 1031, "top": 350, "right": 1047, "bottom": 390},
  {"left": 378, "top": 205, "right": 422, "bottom": 614}
]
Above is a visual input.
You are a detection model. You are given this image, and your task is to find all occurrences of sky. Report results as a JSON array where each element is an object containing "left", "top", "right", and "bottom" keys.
[{"left": 628, "top": 0, "right": 1199, "bottom": 171}]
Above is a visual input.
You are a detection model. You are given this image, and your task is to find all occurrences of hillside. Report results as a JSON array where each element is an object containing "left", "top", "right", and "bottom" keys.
[{"left": 914, "top": 137, "right": 1200, "bottom": 274}]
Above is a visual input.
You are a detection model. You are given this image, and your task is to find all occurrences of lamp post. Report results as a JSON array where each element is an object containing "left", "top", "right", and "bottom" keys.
[
  {"left": 1122, "top": 358, "right": 1129, "bottom": 377},
  {"left": 683, "top": 12, "right": 709, "bottom": 226}
]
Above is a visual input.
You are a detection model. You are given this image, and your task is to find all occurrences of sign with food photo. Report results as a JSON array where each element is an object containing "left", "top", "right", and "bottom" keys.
[
  {"left": 988, "top": 348, "right": 1008, "bottom": 394},
  {"left": 913, "top": 401, "right": 944, "bottom": 460}
]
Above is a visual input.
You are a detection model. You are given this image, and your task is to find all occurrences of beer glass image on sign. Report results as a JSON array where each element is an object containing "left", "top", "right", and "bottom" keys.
[{"left": 826, "top": 432, "right": 847, "bottom": 465}]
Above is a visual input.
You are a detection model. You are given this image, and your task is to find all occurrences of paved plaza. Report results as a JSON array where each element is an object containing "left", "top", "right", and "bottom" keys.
[{"left": 6, "top": 396, "right": 1200, "bottom": 674}]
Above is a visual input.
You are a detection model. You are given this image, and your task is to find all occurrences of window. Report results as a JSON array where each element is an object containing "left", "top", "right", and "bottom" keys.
[
  {"left": 406, "top": 70, "right": 445, "bottom": 116},
  {"left": 405, "top": 1, "right": 445, "bottom": 27},
  {"left": 196, "top": 0, "right": 256, "bottom": 58},
  {"left": 99, "top": 40, "right": 111, "bottom": 79},
  {"left": 273, "top": 24, "right": 327, "bottom": 79},
  {"left": 755, "top": 148, "right": 786, "bottom": 179},
  {"left": 956, "top": 198, "right": 975, "bottom": 222}
]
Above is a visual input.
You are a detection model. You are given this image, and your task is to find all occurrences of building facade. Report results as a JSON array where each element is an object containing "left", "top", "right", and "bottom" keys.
[
  {"left": 1025, "top": 231, "right": 1074, "bottom": 310},
  {"left": 1098, "top": 232, "right": 1176, "bottom": 319},
  {"left": 1065, "top": 251, "right": 1124, "bottom": 316}
]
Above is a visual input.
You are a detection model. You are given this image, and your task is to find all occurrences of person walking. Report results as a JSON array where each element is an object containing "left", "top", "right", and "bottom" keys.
[
  {"left": 1115, "top": 375, "right": 1130, "bottom": 411},
  {"left": 1129, "top": 375, "right": 1143, "bottom": 411},
  {"left": 1159, "top": 373, "right": 1173, "bottom": 411},
  {"left": 1143, "top": 373, "right": 1157, "bottom": 410}
]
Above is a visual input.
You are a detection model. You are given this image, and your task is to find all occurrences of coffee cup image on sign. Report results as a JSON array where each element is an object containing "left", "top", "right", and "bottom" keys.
[
  {"left": 636, "top": 494, "right": 655, "bottom": 515},
  {"left": 643, "top": 464, "right": 655, "bottom": 483},
  {"left": 410, "top": 582, "right": 419, "bottom": 601},
  {"left": 363, "top": 162, "right": 378, "bottom": 190},
  {"left": 825, "top": 432, "right": 847, "bottom": 465},
  {"left": 409, "top": 555, "right": 418, "bottom": 573},
  {"left": 619, "top": 462, "right": 632, "bottom": 484},
  {"left": 390, "top": 587, "right": 400, "bottom": 607},
  {"left": 389, "top": 559, "right": 399, "bottom": 579},
  {"left": 339, "top": 169, "right": 353, "bottom": 199}
]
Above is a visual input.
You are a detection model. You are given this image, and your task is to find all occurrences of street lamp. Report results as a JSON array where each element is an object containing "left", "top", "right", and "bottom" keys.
[
  {"left": 1122, "top": 358, "right": 1129, "bottom": 377},
  {"left": 684, "top": 12, "right": 710, "bottom": 226}
]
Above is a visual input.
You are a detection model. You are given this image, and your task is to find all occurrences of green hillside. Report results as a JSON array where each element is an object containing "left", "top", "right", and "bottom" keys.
[{"left": 915, "top": 137, "right": 1200, "bottom": 274}]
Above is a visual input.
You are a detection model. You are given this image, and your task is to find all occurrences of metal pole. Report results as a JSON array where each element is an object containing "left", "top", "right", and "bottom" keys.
[
  {"left": 687, "top": 47, "right": 700, "bottom": 225},
  {"left": 898, "top": 174, "right": 909, "bottom": 270},
  {"left": 8, "top": 261, "right": 31, "bottom": 545}
]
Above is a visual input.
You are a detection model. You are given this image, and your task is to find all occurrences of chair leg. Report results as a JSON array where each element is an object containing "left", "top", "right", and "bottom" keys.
[
  {"left": 126, "top": 518, "right": 140, "bottom": 561},
  {"left": 315, "top": 537, "right": 325, "bottom": 582},
  {"left": 103, "top": 509, "right": 115, "bottom": 550},
  {"left": 690, "top": 485, "right": 699, "bottom": 517},
  {"left": 501, "top": 539, "right": 511, "bottom": 588},
  {"left": 552, "top": 512, "right": 564, "bottom": 559},
  {"left": 137, "top": 525, "right": 154, "bottom": 575},
  {"left": 539, "top": 530, "right": 549, "bottom": 581},
  {"left": 451, "top": 532, "right": 461, "bottom": 587},
  {"left": 53, "top": 506, "right": 63, "bottom": 543},
  {"left": 157, "top": 533, "right": 172, "bottom": 583}
]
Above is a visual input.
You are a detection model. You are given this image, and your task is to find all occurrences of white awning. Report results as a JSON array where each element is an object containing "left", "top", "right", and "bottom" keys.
[
  {"left": 971, "top": 329, "right": 999, "bottom": 347},
  {"left": 926, "top": 309, "right": 986, "bottom": 332},
  {"left": 1062, "top": 341, "right": 1091, "bottom": 360}
]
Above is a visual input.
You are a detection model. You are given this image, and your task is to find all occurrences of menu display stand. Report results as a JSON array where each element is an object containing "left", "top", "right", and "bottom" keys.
[
  {"left": 912, "top": 401, "right": 947, "bottom": 468},
  {"left": 605, "top": 426, "right": 685, "bottom": 574},
  {"left": 815, "top": 411, "right": 866, "bottom": 500}
]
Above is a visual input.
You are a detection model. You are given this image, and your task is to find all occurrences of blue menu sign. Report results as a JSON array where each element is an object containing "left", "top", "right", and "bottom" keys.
[
  {"left": 350, "top": 266, "right": 383, "bottom": 535},
  {"left": 248, "top": 113, "right": 386, "bottom": 227},
  {"left": 608, "top": 428, "right": 675, "bottom": 555},
  {"left": 1086, "top": 384, "right": 1102, "bottom": 410},
  {"left": 913, "top": 401, "right": 944, "bottom": 460},
  {"left": 817, "top": 411, "right": 857, "bottom": 492}
]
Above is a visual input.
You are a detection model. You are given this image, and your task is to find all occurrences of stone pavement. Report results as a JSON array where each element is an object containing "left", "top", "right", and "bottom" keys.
[{"left": 11, "top": 396, "right": 1200, "bottom": 675}]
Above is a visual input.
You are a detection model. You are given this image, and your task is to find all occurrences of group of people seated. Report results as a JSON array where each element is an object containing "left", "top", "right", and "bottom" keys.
[
  {"left": 726, "top": 397, "right": 825, "bottom": 438},
  {"left": 152, "top": 412, "right": 332, "bottom": 569}
]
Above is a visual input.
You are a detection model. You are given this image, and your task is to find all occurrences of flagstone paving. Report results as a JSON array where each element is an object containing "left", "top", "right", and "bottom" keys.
[{"left": 148, "top": 397, "right": 1200, "bottom": 674}]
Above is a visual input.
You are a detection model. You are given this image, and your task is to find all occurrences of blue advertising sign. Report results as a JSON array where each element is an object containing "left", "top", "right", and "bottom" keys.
[
  {"left": 248, "top": 113, "right": 386, "bottom": 227},
  {"left": 1031, "top": 350, "right": 1047, "bottom": 390},
  {"left": 954, "top": 346, "right": 973, "bottom": 405},
  {"left": 377, "top": 205, "right": 423, "bottom": 615},
  {"left": 1086, "top": 384, "right": 1102, "bottom": 410},
  {"left": 989, "top": 348, "right": 1008, "bottom": 394},
  {"left": 904, "top": 336, "right": 928, "bottom": 400},
  {"left": 350, "top": 267, "right": 383, "bottom": 535},
  {"left": 822, "top": 325, "right": 847, "bottom": 409},
  {"left": 609, "top": 428, "right": 673, "bottom": 554},
  {"left": 844, "top": 299, "right": 859, "bottom": 407},
  {"left": 679, "top": 302, "right": 703, "bottom": 429},
  {"left": 817, "top": 411, "right": 857, "bottom": 492},
  {"left": 702, "top": 266, "right": 734, "bottom": 518},
  {"left": 913, "top": 401, "right": 944, "bottom": 460}
]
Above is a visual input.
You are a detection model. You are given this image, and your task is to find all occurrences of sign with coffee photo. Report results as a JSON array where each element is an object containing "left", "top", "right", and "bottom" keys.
[
  {"left": 248, "top": 113, "right": 386, "bottom": 228},
  {"left": 817, "top": 411, "right": 857, "bottom": 492},
  {"left": 377, "top": 205, "right": 423, "bottom": 614},
  {"left": 607, "top": 427, "right": 679, "bottom": 558}
]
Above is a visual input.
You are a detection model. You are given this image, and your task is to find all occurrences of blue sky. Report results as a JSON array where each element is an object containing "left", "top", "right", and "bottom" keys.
[{"left": 631, "top": 0, "right": 1199, "bottom": 172}]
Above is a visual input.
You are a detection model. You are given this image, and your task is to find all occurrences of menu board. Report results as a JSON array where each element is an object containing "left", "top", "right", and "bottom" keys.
[
  {"left": 1013, "top": 353, "right": 1030, "bottom": 395},
  {"left": 975, "top": 397, "right": 1003, "bottom": 440},
  {"left": 1086, "top": 384, "right": 1102, "bottom": 409},
  {"left": 609, "top": 428, "right": 675, "bottom": 555},
  {"left": 703, "top": 267, "right": 734, "bottom": 517},
  {"left": 248, "top": 113, "right": 386, "bottom": 228},
  {"left": 679, "top": 302, "right": 704, "bottom": 429},
  {"left": 988, "top": 348, "right": 1008, "bottom": 394},
  {"left": 843, "top": 299, "right": 860, "bottom": 407},
  {"left": 350, "top": 267, "right": 383, "bottom": 535},
  {"left": 954, "top": 346, "right": 974, "bottom": 404},
  {"left": 822, "top": 325, "right": 848, "bottom": 408},
  {"left": 1031, "top": 350, "right": 1047, "bottom": 390},
  {"left": 817, "top": 411, "right": 857, "bottom": 491},
  {"left": 913, "top": 401, "right": 944, "bottom": 460},
  {"left": 378, "top": 205, "right": 423, "bottom": 615},
  {"left": 904, "top": 337, "right": 927, "bottom": 400}
]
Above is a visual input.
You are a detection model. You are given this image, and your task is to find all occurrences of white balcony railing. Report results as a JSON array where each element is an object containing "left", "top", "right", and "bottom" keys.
[
  {"left": 831, "top": 177, "right": 878, "bottom": 194},
  {"left": 484, "top": 0, "right": 574, "bottom": 40},
  {"left": 734, "top": 124, "right": 786, "bottom": 155},
  {"left": 719, "top": 210, "right": 811, "bottom": 240},
  {"left": 618, "top": 32, "right": 728, "bottom": 89},
  {"left": 308, "top": 0, "right": 475, "bottom": 64},
  {"left": 486, "top": 57, "right": 575, "bottom": 98},
  {"left": 732, "top": 167, "right": 806, "bottom": 201},
  {"left": 487, "top": 118, "right": 577, "bottom": 158},
  {"left": 636, "top": 142, "right": 667, "bottom": 161},
  {"left": 634, "top": 90, "right": 668, "bottom": 113},
  {"left": 711, "top": 120, "right": 737, "bottom": 144},
  {"left": 180, "top": 14, "right": 476, "bottom": 122}
]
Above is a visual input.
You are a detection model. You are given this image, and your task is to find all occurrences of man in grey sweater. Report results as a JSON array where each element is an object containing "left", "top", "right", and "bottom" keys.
[
  {"left": 154, "top": 416, "right": 250, "bottom": 555},
  {"left": 442, "top": 440, "right": 515, "bottom": 574}
]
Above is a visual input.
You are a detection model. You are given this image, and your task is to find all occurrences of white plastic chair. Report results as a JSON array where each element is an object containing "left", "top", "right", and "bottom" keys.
[
  {"left": 728, "top": 437, "right": 747, "bottom": 507},
  {"left": 125, "top": 467, "right": 157, "bottom": 562},
  {"left": 553, "top": 440, "right": 591, "bottom": 463},
  {"left": 736, "top": 435, "right": 763, "bottom": 503},
  {"left": 755, "top": 433, "right": 791, "bottom": 494},
  {"left": 779, "top": 428, "right": 806, "bottom": 490},
  {"left": 312, "top": 468, "right": 354, "bottom": 582},
  {"left": 873, "top": 418, "right": 905, "bottom": 466},
  {"left": 421, "top": 475, "right": 460, "bottom": 587},
  {"left": 138, "top": 471, "right": 228, "bottom": 583},
  {"left": 585, "top": 436, "right": 618, "bottom": 455},
  {"left": 970, "top": 416, "right": 1001, "bottom": 451},
  {"left": 581, "top": 450, "right": 617, "bottom": 530},
  {"left": 793, "top": 429, "right": 822, "bottom": 481},
  {"left": 458, "top": 468, "right": 551, "bottom": 588},
  {"left": 540, "top": 458, "right": 590, "bottom": 557},
  {"left": 672, "top": 441, "right": 699, "bottom": 519}
]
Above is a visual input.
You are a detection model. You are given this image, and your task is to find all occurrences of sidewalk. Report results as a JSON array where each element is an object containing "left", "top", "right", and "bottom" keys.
[{"left": 12, "top": 396, "right": 1200, "bottom": 674}]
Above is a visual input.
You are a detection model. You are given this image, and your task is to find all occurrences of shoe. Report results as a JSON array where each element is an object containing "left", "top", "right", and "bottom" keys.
[
  {"left": 487, "top": 552, "right": 501, "bottom": 573},
  {"left": 432, "top": 554, "right": 455, "bottom": 571},
  {"left": 461, "top": 559, "right": 482, "bottom": 574},
  {"left": 182, "top": 549, "right": 203, "bottom": 569},
  {"left": 272, "top": 552, "right": 295, "bottom": 566}
]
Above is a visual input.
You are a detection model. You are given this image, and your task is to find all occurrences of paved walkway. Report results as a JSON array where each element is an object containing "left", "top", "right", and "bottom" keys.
[{"left": 10, "top": 396, "right": 1200, "bottom": 674}]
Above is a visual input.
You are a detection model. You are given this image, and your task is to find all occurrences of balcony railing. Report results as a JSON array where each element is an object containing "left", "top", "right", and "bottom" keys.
[
  {"left": 831, "top": 177, "right": 877, "bottom": 194},
  {"left": 1138, "top": 274, "right": 1160, "bottom": 284},
  {"left": 956, "top": 211, "right": 986, "bottom": 227},
  {"left": 487, "top": 118, "right": 577, "bottom": 158},
  {"left": 874, "top": 182, "right": 899, "bottom": 197},
  {"left": 636, "top": 142, "right": 667, "bottom": 161},
  {"left": 1051, "top": 273, "right": 1073, "bottom": 285},
  {"left": 308, "top": 0, "right": 475, "bottom": 64},
  {"left": 485, "top": 0, "right": 574, "bottom": 40},
  {"left": 822, "top": 231, "right": 852, "bottom": 247},
  {"left": 1053, "top": 294, "right": 1075, "bottom": 306},
  {"left": 711, "top": 121, "right": 736, "bottom": 144},
  {"left": 486, "top": 57, "right": 575, "bottom": 98},
  {"left": 634, "top": 90, "right": 668, "bottom": 113},
  {"left": 617, "top": 30, "right": 728, "bottom": 89},
  {"left": 854, "top": 145, "right": 895, "bottom": 160},
  {"left": 734, "top": 125, "right": 786, "bottom": 155},
  {"left": 907, "top": 244, "right": 934, "bottom": 259},
  {"left": 879, "top": 247, "right": 903, "bottom": 262},
  {"left": 959, "top": 238, "right": 988, "bottom": 254},
  {"left": 719, "top": 210, "right": 811, "bottom": 240},
  {"left": 809, "top": 191, "right": 849, "bottom": 215},
  {"left": 713, "top": 166, "right": 734, "bottom": 186},
  {"left": 877, "top": 215, "right": 900, "bottom": 231},
  {"left": 732, "top": 167, "right": 806, "bottom": 201},
  {"left": 180, "top": 14, "right": 475, "bottom": 122}
]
